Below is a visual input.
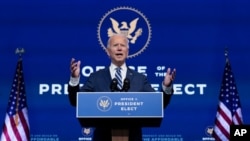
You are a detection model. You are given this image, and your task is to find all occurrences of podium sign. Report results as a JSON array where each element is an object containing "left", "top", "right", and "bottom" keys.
[
  {"left": 76, "top": 92, "right": 164, "bottom": 127},
  {"left": 77, "top": 92, "right": 163, "bottom": 117}
]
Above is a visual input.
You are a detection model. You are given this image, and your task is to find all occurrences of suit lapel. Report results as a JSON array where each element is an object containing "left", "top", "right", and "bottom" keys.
[
  {"left": 126, "top": 68, "right": 134, "bottom": 81},
  {"left": 103, "top": 67, "right": 112, "bottom": 83}
]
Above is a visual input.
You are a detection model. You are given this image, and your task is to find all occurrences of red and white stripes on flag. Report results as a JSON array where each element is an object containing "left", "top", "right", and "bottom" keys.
[
  {"left": 1, "top": 59, "right": 30, "bottom": 141},
  {"left": 213, "top": 59, "right": 243, "bottom": 141}
]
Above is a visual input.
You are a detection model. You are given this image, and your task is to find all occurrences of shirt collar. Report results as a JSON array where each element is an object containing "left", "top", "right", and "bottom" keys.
[{"left": 110, "top": 63, "right": 126, "bottom": 71}]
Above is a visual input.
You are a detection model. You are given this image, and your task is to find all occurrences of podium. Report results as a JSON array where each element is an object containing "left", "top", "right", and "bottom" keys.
[{"left": 76, "top": 92, "right": 164, "bottom": 141}]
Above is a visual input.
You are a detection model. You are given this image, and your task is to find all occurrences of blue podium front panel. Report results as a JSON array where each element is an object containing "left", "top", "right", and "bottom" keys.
[{"left": 77, "top": 92, "right": 163, "bottom": 118}]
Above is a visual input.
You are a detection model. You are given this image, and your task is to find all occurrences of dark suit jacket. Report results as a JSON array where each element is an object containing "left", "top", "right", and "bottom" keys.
[{"left": 68, "top": 68, "right": 173, "bottom": 141}]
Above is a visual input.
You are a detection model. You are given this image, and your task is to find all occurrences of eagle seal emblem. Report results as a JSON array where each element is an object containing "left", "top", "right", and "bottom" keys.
[
  {"left": 97, "top": 6, "right": 152, "bottom": 58},
  {"left": 97, "top": 96, "right": 112, "bottom": 112}
]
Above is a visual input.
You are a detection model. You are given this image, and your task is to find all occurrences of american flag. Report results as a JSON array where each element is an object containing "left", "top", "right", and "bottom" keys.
[
  {"left": 213, "top": 58, "right": 243, "bottom": 141},
  {"left": 1, "top": 59, "right": 30, "bottom": 141}
]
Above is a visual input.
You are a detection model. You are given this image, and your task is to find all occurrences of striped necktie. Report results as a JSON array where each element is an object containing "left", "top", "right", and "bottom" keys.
[{"left": 115, "top": 67, "right": 123, "bottom": 90}]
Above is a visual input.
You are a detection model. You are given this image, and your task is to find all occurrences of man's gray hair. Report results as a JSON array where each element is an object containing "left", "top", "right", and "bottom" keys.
[{"left": 106, "top": 33, "right": 129, "bottom": 48}]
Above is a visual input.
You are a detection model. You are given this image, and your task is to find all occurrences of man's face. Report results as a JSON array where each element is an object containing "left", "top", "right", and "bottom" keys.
[{"left": 106, "top": 35, "right": 129, "bottom": 66}]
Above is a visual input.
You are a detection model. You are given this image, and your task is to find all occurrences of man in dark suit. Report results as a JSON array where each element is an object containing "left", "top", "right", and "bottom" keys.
[{"left": 68, "top": 33, "right": 176, "bottom": 141}]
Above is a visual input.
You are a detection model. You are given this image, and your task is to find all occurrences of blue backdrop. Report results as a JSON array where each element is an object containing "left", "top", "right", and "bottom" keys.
[{"left": 1, "top": 0, "right": 250, "bottom": 140}]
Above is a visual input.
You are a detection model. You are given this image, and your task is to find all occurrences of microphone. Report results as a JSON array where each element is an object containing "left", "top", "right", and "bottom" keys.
[
  {"left": 122, "top": 78, "right": 130, "bottom": 92},
  {"left": 110, "top": 78, "right": 118, "bottom": 92}
]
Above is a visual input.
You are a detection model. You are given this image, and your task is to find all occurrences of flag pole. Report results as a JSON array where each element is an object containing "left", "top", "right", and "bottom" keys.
[
  {"left": 224, "top": 47, "right": 229, "bottom": 63},
  {"left": 14, "top": 48, "right": 25, "bottom": 125}
]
